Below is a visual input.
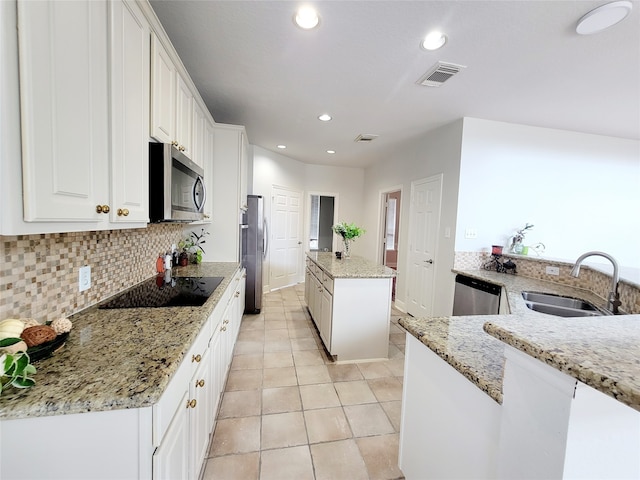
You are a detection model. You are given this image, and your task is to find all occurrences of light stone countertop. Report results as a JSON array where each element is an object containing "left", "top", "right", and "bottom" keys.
[
  {"left": 399, "top": 269, "right": 640, "bottom": 412},
  {"left": 0, "top": 262, "right": 240, "bottom": 421},
  {"left": 306, "top": 252, "right": 396, "bottom": 278}
]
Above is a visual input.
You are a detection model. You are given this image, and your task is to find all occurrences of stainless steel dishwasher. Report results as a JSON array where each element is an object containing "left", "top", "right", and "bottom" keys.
[{"left": 452, "top": 274, "right": 501, "bottom": 315}]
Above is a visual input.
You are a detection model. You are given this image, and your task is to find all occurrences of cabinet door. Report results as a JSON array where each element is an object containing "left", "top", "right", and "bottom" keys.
[
  {"left": 191, "top": 100, "right": 206, "bottom": 169},
  {"left": 175, "top": 74, "right": 193, "bottom": 158},
  {"left": 209, "top": 324, "right": 224, "bottom": 430},
  {"left": 150, "top": 32, "right": 175, "bottom": 144},
  {"left": 320, "top": 288, "right": 333, "bottom": 350},
  {"left": 17, "top": 0, "right": 109, "bottom": 222},
  {"left": 201, "top": 119, "right": 215, "bottom": 222},
  {"left": 109, "top": 0, "right": 149, "bottom": 224},
  {"left": 239, "top": 131, "right": 248, "bottom": 210},
  {"left": 153, "top": 391, "right": 189, "bottom": 480},
  {"left": 313, "top": 275, "right": 323, "bottom": 328},
  {"left": 189, "top": 348, "right": 212, "bottom": 479},
  {"left": 305, "top": 268, "right": 311, "bottom": 308}
]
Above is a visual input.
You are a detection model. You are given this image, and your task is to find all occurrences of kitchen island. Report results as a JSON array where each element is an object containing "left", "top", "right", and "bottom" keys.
[
  {"left": 0, "top": 262, "right": 245, "bottom": 480},
  {"left": 399, "top": 270, "right": 640, "bottom": 480},
  {"left": 305, "top": 252, "right": 396, "bottom": 362}
]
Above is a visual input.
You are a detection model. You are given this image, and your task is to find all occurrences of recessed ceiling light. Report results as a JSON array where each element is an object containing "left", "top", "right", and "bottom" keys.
[
  {"left": 318, "top": 114, "right": 332, "bottom": 122},
  {"left": 421, "top": 31, "right": 447, "bottom": 51},
  {"left": 576, "top": 1, "right": 633, "bottom": 35},
  {"left": 294, "top": 6, "right": 320, "bottom": 30},
  {"left": 277, "top": 145, "right": 287, "bottom": 149},
  {"left": 327, "top": 150, "right": 335, "bottom": 154}
]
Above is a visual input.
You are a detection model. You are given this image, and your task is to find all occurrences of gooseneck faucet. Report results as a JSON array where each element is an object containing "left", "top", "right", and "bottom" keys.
[{"left": 570, "top": 251, "right": 621, "bottom": 314}]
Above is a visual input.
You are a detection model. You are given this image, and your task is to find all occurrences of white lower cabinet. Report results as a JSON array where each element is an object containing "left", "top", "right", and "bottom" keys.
[
  {"left": 189, "top": 347, "right": 212, "bottom": 478},
  {"left": 153, "top": 391, "right": 190, "bottom": 480},
  {"left": 320, "top": 286, "right": 333, "bottom": 350}
]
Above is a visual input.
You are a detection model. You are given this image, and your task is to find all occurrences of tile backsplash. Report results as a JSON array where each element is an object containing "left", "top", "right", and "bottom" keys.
[
  {"left": 1, "top": 224, "right": 184, "bottom": 322},
  {"left": 454, "top": 251, "right": 639, "bottom": 314}
]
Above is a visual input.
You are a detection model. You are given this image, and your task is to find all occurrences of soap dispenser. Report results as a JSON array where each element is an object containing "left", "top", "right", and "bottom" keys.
[{"left": 156, "top": 253, "right": 165, "bottom": 274}]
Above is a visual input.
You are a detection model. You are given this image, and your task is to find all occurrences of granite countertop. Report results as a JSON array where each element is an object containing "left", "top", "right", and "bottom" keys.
[
  {"left": 306, "top": 252, "right": 396, "bottom": 279},
  {"left": 0, "top": 262, "right": 240, "bottom": 421},
  {"left": 399, "top": 269, "right": 640, "bottom": 412}
]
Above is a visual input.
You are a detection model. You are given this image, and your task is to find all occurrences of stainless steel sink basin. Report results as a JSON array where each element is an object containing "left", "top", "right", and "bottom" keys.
[{"left": 521, "top": 291, "right": 610, "bottom": 317}]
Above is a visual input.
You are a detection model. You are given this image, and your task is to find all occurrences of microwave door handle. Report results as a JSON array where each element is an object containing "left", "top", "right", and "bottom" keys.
[{"left": 193, "top": 176, "right": 205, "bottom": 211}]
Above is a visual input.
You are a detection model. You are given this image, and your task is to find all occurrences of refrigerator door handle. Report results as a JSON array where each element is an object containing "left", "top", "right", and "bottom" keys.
[{"left": 263, "top": 217, "right": 269, "bottom": 257}]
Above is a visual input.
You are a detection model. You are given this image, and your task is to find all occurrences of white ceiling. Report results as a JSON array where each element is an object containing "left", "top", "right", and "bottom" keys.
[{"left": 149, "top": 0, "right": 640, "bottom": 168}]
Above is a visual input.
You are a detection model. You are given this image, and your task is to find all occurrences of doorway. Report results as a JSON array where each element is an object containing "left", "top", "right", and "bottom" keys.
[
  {"left": 381, "top": 190, "right": 401, "bottom": 300},
  {"left": 309, "top": 194, "right": 335, "bottom": 251}
]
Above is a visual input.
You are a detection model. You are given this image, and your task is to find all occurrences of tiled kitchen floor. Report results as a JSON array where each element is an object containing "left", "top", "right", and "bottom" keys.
[{"left": 202, "top": 283, "right": 406, "bottom": 480}]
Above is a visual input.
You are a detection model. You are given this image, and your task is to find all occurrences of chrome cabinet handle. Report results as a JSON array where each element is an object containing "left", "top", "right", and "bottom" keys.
[{"left": 424, "top": 259, "right": 434, "bottom": 264}]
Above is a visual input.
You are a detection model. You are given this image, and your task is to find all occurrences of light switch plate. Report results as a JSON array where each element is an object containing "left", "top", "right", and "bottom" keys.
[
  {"left": 79, "top": 265, "right": 91, "bottom": 292},
  {"left": 545, "top": 266, "right": 560, "bottom": 276},
  {"left": 464, "top": 228, "right": 478, "bottom": 239}
]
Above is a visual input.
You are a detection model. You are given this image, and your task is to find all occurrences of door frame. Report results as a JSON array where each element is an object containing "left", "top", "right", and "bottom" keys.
[
  {"left": 377, "top": 185, "right": 403, "bottom": 267},
  {"left": 404, "top": 174, "right": 443, "bottom": 317},
  {"left": 306, "top": 191, "right": 340, "bottom": 253}
]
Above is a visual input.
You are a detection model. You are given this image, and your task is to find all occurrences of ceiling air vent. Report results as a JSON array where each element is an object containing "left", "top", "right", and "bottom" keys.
[
  {"left": 417, "top": 61, "right": 466, "bottom": 87},
  {"left": 354, "top": 134, "right": 379, "bottom": 143}
]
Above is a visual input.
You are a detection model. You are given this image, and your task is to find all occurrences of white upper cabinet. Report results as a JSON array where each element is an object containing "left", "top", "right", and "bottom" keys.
[
  {"left": 150, "top": 32, "right": 176, "bottom": 145},
  {"left": 109, "top": 0, "right": 150, "bottom": 223},
  {"left": 17, "top": 0, "right": 110, "bottom": 223},
  {"left": 191, "top": 99, "right": 206, "bottom": 169},
  {"left": 175, "top": 73, "right": 194, "bottom": 158}
]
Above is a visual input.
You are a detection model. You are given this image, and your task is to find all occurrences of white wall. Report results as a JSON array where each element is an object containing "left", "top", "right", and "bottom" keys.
[
  {"left": 457, "top": 118, "right": 640, "bottom": 269},
  {"left": 362, "top": 120, "right": 464, "bottom": 315},
  {"left": 251, "top": 145, "right": 365, "bottom": 290}
]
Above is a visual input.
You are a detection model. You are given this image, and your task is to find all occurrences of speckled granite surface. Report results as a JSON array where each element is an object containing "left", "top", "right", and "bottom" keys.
[
  {"left": 400, "top": 269, "right": 640, "bottom": 412},
  {"left": 306, "top": 252, "right": 396, "bottom": 278},
  {"left": 0, "top": 262, "right": 240, "bottom": 421}
]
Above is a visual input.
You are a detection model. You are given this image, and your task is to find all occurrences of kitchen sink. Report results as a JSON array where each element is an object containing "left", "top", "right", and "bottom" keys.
[{"left": 521, "top": 291, "right": 610, "bottom": 317}]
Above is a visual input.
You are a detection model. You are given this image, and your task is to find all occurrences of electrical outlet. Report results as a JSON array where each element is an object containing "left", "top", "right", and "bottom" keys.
[
  {"left": 464, "top": 228, "right": 478, "bottom": 239},
  {"left": 545, "top": 266, "right": 560, "bottom": 276},
  {"left": 79, "top": 265, "right": 91, "bottom": 292}
]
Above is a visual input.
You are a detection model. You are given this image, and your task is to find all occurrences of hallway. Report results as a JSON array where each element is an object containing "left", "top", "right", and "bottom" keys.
[{"left": 202, "top": 283, "right": 406, "bottom": 480}]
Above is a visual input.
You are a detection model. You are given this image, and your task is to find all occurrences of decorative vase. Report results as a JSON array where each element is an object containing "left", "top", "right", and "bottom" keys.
[{"left": 343, "top": 238, "right": 351, "bottom": 258}]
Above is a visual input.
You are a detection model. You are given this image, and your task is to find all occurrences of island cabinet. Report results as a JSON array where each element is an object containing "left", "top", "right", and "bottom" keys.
[
  {"left": 304, "top": 253, "right": 395, "bottom": 362},
  {"left": 0, "top": 266, "right": 246, "bottom": 480}
]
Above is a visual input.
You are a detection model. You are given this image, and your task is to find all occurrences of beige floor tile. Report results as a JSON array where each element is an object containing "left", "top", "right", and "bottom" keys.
[
  {"left": 260, "top": 446, "right": 314, "bottom": 480},
  {"left": 380, "top": 401, "right": 402, "bottom": 432},
  {"left": 304, "top": 407, "right": 353, "bottom": 444},
  {"left": 310, "top": 439, "right": 369, "bottom": 480},
  {"left": 290, "top": 337, "right": 320, "bottom": 351},
  {"left": 264, "top": 319, "right": 288, "bottom": 329},
  {"left": 296, "top": 364, "right": 331, "bottom": 385},
  {"left": 385, "top": 358, "right": 405, "bottom": 377},
  {"left": 262, "top": 386, "right": 302, "bottom": 414},
  {"left": 265, "top": 328, "right": 290, "bottom": 341},
  {"left": 285, "top": 310, "right": 309, "bottom": 321},
  {"left": 263, "top": 338, "right": 292, "bottom": 353},
  {"left": 344, "top": 404, "right": 395, "bottom": 437},
  {"left": 367, "top": 377, "right": 403, "bottom": 402},
  {"left": 357, "top": 362, "right": 395, "bottom": 379},
  {"left": 293, "top": 349, "right": 326, "bottom": 366},
  {"left": 356, "top": 434, "right": 404, "bottom": 480},
  {"left": 389, "top": 333, "right": 406, "bottom": 346},
  {"left": 237, "top": 329, "right": 265, "bottom": 342},
  {"left": 299, "top": 383, "right": 341, "bottom": 410},
  {"left": 209, "top": 416, "right": 261, "bottom": 456},
  {"left": 264, "top": 312, "right": 286, "bottom": 322},
  {"left": 201, "top": 452, "right": 260, "bottom": 480},
  {"left": 233, "top": 339, "right": 264, "bottom": 355},
  {"left": 263, "top": 366, "right": 298, "bottom": 388},
  {"left": 219, "top": 390, "right": 262, "bottom": 418},
  {"left": 388, "top": 323, "right": 404, "bottom": 334},
  {"left": 231, "top": 353, "right": 264, "bottom": 371},
  {"left": 263, "top": 352, "right": 294, "bottom": 368},
  {"left": 387, "top": 344, "right": 404, "bottom": 359},
  {"left": 261, "top": 411, "right": 308, "bottom": 450},
  {"left": 225, "top": 369, "right": 263, "bottom": 392},
  {"left": 334, "top": 380, "right": 378, "bottom": 405},
  {"left": 327, "top": 363, "right": 364, "bottom": 382}
]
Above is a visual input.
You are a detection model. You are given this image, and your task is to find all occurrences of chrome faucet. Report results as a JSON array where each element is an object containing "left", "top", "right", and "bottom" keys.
[{"left": 570, "top": 251, "right": 621, "bottom": 314}]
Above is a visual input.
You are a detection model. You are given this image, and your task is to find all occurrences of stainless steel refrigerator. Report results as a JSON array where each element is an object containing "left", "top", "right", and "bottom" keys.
[{"left": 242, "top": 195, "right": 265, "bottom": 313}]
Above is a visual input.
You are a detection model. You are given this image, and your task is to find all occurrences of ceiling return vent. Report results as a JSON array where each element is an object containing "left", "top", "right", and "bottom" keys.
[
  {"left": 417, "top": 61, "right": 466, "bottom": 87},
  {"left": 354, "top": 134, "right": 379, "bottom": 143}
]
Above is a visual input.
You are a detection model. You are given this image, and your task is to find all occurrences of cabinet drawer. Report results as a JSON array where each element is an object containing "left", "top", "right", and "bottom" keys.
[{"left": 322, "top": 272, "right": 333, "bottom": 294}]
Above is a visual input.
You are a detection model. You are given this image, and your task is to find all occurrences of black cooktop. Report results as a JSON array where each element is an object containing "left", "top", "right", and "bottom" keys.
[{"left": 99, "top": 276, "right": 224, "bottom": 309}]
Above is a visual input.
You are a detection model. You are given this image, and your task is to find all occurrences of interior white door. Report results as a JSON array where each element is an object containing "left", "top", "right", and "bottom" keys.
[
  {"left": 406, "top": 175, "right": 442, "bottom": 317},
  {"left": 270, "top": 187, "right": 302, "bottom": 290}
]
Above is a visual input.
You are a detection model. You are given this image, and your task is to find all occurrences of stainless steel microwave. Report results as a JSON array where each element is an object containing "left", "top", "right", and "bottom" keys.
[{"left": 149, "top": 143, "right": 206, "bottom": 222}]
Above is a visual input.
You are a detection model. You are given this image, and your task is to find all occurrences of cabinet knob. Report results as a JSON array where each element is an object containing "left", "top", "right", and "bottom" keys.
[
  {"left": 171, "top": 140, "right": 179, "bottom": 147},
  {"left": 96, "top": 204, "right": 110, "bottom": 214},
  {"left": 117, "top": 208, "right": 129, "bottom": 217},
  {"left": 179, "top": 145, "right": 185, "bottom": 152},
  {"left": 235, "top": 291, "right": 240, "bottom": 297},
  {"left": 203, "top": 213, "right": 211, "bottom": 219},
  {"left": 187, "top": 399, "right": 197, "bottom": 409},
  {"left": 223, "top": 319, "right": 229, "bottom": 324},
  {"left": 196, "top": 379, "right": 205, "bottom": 388},
  {"left": 192, "top": 354, "right": 202, "bottom": 363},
  {"left": 220, "top": 326, "right": 227, "bottom": 332}
]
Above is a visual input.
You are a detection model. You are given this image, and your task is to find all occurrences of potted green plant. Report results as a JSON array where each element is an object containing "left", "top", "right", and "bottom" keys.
[
  {"left": 332, "top": 222, "right": 365, "bottom": 258},
  {"left": 178, "top": 228, "right": 210, "bottom": 264},
  {"left": 0, "top": 338, "right": 36, "bottom": 396}
]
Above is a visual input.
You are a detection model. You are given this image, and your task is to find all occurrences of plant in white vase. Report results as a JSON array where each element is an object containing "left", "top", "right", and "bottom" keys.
[{"left": 332, "top": 222, "right": 365, "bottom": 258}]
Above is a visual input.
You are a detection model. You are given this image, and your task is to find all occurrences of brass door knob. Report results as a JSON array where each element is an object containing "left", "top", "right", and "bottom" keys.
[
  {"left": 196, "top": 379, "right": 205, "bottom": 388},
  {"left": 192, "top": 354, "right": 202, "bottom": 363},
  {"left": 96, "top": 205, "right": 110, "bottom": 214},
  {"left": 117, "top": 208, "right": 129, "bottom": 217},
  {"left": 187, "top": 399, "right": 197, "bottom": 408}
]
